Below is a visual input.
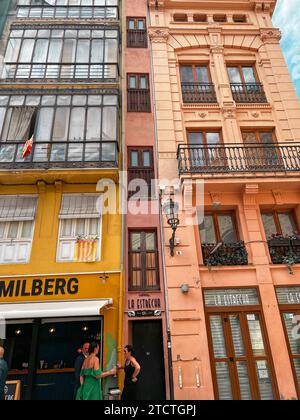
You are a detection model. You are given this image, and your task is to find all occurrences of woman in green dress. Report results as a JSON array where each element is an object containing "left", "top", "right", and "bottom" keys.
[{"left": 76, "top": 341, "right": 116, "bottom": 401}]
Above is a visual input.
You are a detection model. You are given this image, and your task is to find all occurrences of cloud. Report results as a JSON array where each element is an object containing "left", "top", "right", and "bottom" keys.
[{"left": 273, "top": 0, "right": 300, "bottom": 99}]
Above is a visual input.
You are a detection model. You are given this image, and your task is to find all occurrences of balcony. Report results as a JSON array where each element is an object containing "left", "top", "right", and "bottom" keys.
[
  {"left": 1, "top": 63, "right": 119, "bottom": 83},
  {"left": 178, "top": 143, "right": 300, "bottom": 175},
  {"left": 0, "top": 141, "right": 119, "bottom": 170},
  {"left": 127, "top": 29, "right": 148, "bottom": 48},
  {"left": 127, "top": 89, "right": 151, "bottom": 112},
  {"left": 202, "top": 242, "right": 248, "bottom": 267},
  {"left": 181, "top": 83, "right": 217, "bottom": 103},
  {"left": 268, "top": 237, "right": 300, "bottom": 265},
  {"left": 128, "top": 167, "right": 155, "bottom": 199},
  {"left": 230, "top": 83, "right": 268, "bottom": 103},
  {"left": 16, "top": 5, "right": 119, "bottom": 20}
]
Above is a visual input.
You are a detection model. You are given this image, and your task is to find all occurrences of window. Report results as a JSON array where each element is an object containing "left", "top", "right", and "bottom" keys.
[
  {"left": 0, "top": 195, "right": 37, "bottom": 264},
  {"left": 180, "top": 65, "right": 210, "bottom": 84},
  {"left": 128, "top": 147, "right": 154, "bottom": 199},
  {"left": 242, "top": 130, "right": 282, "bottom": 169},
  {"left": 0, "top": 92, "right": 119, "bottom": 165},
  {"left": 129, "top": 231, "right": 159, "bottom": 291},
  {"left": 193, "top": 14, "right": 207, "bottom": 22},
  {"left": 173, "top": 14, "right": 188, "bottom": 22},
  {"left": 262, "top": 211, "right": 298, "bottom": 240},
  {"left": 188, "top": 131, "right": 225, "bottom": 168},
  {"left": 180, "top": 65, "right": 217, "bottom": 103},
  {"left": 127, "top": 18, "right": 147, "bottom": 48},
  {"left": 228, "top": 65, "right": 267, "bottom": 103},
  {"left": 57, "top": 194, "right": 102, "bottom": 262},
  {"left": 199, "top": 212, "right": 238, "bottom": 245},
  {"left": 233, "top": 15, "right": 247, "bottom": 23},
  {"left": 16, "top": 0, "right": 119, "bottom": 20},
  {"left": 2, "top": 26, "right": 119, "bottom": 80},
  {"left": 127, "top": 74, "right": 151, "bottom": 112},
  {"left": 213, "top": 14, "right": 227, "bottom": 23},
  {"left": 227, "top": 65, "right": 257, "bottom": 85}
]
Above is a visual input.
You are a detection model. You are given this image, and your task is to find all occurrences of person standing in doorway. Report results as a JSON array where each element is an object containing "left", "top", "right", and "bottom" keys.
[
  {"left": 74, "top": 342, "right": 90, "bottom": 399},
  {"left": 120, "top": 345, "right": 141, "bottom": 401},
  {"left": 0, "top": 346, "right": 8, "bottom": 401},
  {"left": 76, "top": 342, "right": 116, "bottom": 401}
]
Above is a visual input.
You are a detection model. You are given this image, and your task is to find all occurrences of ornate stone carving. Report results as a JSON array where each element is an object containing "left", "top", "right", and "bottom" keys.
[
  {"left": 221, "top": 106, "right": 236, "bottom": 119},
  {"left": 260, "top": 28, "right": 282, "bottom": 44},
  {"left": 148, "top": 27, "right": 169, "bottom": 43},
  {"left": 243, "top": 184, "right": 259, "bottom": 209},
  {"left": 148, "top": 0, "right": 165, "bottom": 10}
]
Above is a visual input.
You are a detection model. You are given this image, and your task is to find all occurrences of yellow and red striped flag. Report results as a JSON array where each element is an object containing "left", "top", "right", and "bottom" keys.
[
  {"left": 22, "top": 135, "right": 33, "bottom": 159},
  {"left": 75, "top": 239, "right": 98, "bottom": 262}
]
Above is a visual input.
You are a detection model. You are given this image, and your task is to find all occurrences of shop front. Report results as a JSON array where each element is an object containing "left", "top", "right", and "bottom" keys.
[
  {"left": 204, "top": 288, "right": 279, "bottom": 400},
  {"left": 276, "top": 286, "right": 300, "bottom": 399},
  {"left": 0, "top": 273, "right": 120, "bottom": 400}
]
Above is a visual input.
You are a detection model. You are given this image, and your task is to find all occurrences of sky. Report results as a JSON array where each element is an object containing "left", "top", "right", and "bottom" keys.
[{"left": 273, "top": 0, "right": 300, "bottom": 99}]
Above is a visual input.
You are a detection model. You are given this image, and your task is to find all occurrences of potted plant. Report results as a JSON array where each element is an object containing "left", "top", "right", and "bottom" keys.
[
  {"left": 268, "top": 233, "right": 291, "bottom": 248},
  {"left": 290, "top": 232, "right": 300, "bottom": 247}
]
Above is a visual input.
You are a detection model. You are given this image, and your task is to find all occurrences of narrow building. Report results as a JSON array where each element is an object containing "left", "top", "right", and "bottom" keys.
[
  {"left": 149, "top": 0, "right": 300, "bottom": 400},
  {"left": 0, "top": 0, "right": 123, "bottom": 401}
]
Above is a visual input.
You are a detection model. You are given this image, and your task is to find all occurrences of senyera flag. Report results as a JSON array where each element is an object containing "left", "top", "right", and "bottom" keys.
[{"left": 22, "top": 135, "right": 33, "bottom": 159}]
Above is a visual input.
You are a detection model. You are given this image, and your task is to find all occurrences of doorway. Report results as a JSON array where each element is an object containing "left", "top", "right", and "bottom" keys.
[
  {"left": 207, "top": 311, "right": 277, "bottom": 400},
  {"left": 132, "top": 320, "right": 166, "bottom": 400},
  {"left": 4, "top": 317, "right": 103, "bottom": 400}
]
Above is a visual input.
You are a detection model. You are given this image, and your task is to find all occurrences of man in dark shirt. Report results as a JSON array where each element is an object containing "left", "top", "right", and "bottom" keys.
[
  {"left": 74, "top": 342, "right": 90, "bottom": 399},
  {"left": 0, "top": 346, "right": 8, "bottom": 401}
]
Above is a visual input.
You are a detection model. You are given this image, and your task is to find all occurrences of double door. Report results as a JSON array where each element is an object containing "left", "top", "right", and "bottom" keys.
[{"left": 207, "top": 311, "right": 277, "bottom": 400}]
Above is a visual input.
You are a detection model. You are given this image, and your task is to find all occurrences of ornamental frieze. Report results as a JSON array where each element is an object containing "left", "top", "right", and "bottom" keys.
[
  {"left": 148, "top": 27, "right": 170, "bottom": 43},
  {"left": 260, "top": 28, "right": 282, "bottom": 44}
]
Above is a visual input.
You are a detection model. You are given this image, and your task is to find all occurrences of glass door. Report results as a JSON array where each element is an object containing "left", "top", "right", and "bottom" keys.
[
  {"left": 208, "top": 312, "right": 276, "bottom": 400},
  {"left": 281, "top": 311, "right": 300, "bottom": 398}
]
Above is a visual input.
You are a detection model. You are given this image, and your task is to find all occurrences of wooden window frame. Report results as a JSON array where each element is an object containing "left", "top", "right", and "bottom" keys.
[
  {"left": 193, "top": 14, "right": 207, "bottom": 22},
  {"left": 127, "top": 17, "right": 146, "bottom": 30},
  {"left": 173, "top": 13, "right": 188, "bottom": 22},
  {"left": 233, "top": 14, "right": 247, "bottom": 23},
  {"left": 201, "top": 211, "right": 239, "bottom": 244},
  {"left": 213, "top": 14, "right": 227, "bottom": 23},
  {"left": 128, "top": 230, "right": 160, "bottom": 291},
  {"left": 126, "top": 17, "right": 148, "bottom": 48},
  {"left": 227, "top": 64, "right": 260, "bottom": 85},
  {"left": 241, "top": 129, "right": 276, "bottom": 145},
  {"left": 127, "top": 73, "right": 151, "bottom": 113},
  {"left": 128, "top": 147, "right": 155, "bottom": 199},
  {"left": 180, "top": 64, "right": 212, "bottom": 83},
  {"left": 187, "top": 129, "right": 223, "bottom": 146},
  {"left": 261, "top": 209, "right": 299, "bottom": 236}
]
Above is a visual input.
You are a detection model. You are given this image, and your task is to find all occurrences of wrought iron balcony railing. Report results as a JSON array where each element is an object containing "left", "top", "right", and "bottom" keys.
[
  {"left": 128, "top": 167, "right": 155, "bottom": 199},
  {"left": 17, "top": 5, "right": 119, "bottom": 20},
  {"left": 127, "top": 89, "right": 151, "bottom": 112},
  {"left": 127, "top": 29, "right": 148, "bottom": 48},
  {"left": 181, "top": 83, "right": 218, "bottom": 103},
  {"left": 2, "top": 63, "right": 119, "bottom": 82},
  {"left": 178, "top": 143, "right": 300, "bottom": 175},
  {"left": 0, "top": 141, "right": 119, "bottom": 170},
  {"left": 268, "top": 237, "right": 300, "bottom": 265},
  {"left": 230, "top": 83, "right": 268, "bottom": 103},
  {"left": 202, "top": 242, "right": 248, "bottom": 266}
]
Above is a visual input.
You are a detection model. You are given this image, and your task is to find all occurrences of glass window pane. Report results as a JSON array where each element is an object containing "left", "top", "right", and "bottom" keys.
[
  {"left": 76, "top": 219, "right": 85, "bottom": 236},
  {"left": 53, "top": 108, "right": 70, "bottom": 141},
  {"left": 21, "top": 221, "right": 33, "bottom": 239},
  {"left": 188, "top": 132, "right": 204, "bottom": 145},
  {"left": 138, "top": 20, "right": 145, "bottom": 30},
  {"left": 62, "top": 39, "right": 76, "bottom": 62},
  {"left": 180, "top": 66, "right": 193, "bottom": 83},
  {"left": 259, "top": 132, "right": 274, "bottom": 144},
  {"left": 8, "top": 222, "right": 19, "bottom": 239},
  {"left": 139, "top": 76, "right": 147, "bottom": 89},
  {"left": 19, "top": 39, "right": 35, "bottom": 62},
  {"left": 236, "top": 362, "right": 252, "bottom": 400},
  {"left": 242, "top": 67, "right": 256, "bottom": 84},
  {"left": 143, "top": 151, "right": 150, "bottom": 167},
  {"left": 69, "top": 108, "right": 85, "bottom": 141},
  {"left": 130, "top": 151, "right": 138, "bottom": 167},
  {"left": 229, "top": 314, "right": 245, "bottom": 357},
  {"left": 227, "top": 67, "right": 242, "bottom": 84},
  {"left": 128, "top": 20, "right": 135, "bottom": 30},
  {"left": 35, "top": 108, "right": 54, "bottom": 142},
  {"left": 196, "top": 66, "right": 209, "bottom": 83},
  {"left": 32, "top": 39, "right": 49, "bottom": 63},
  {"left": 242, "top": 132, "right": 257, "bottom": 144},
  {"left": 200, "top": 215, "right": 216, "bottom": 244},
  {"left": 293, "top": 360, "right": 300, "bottom": 391},
  {"left": 278, "top": 213, "right": 297, "bottom": 236},
  {"left": 283, "top": 313, "right": 300, "bottom": 355},
  {"left": 209, "top": 315, "right": 227, "bottom": 358},
  {"left": 215, "top": 362, "right": 233, "bottom": 400},
  {"left": 86, "top": 108, "right": 101, "bottom": 140},
  {"left": 4, "top": 39, "right": 21, "bottom": 63},
  {"left": 76, "top": 40, "right": 90, "bottom": 63},
  {"left": 262, "top": 213, "right": 277, "bottom": 239},
  {"left": 129, "top": 76, "right": 136, "bottom": 89},
  {"left": 91, "top": 40, "right": 104, "bottom": 63},
  {"left": 206, "top": 132, "right": 221, "bottom": 146},
  {"left": 102, "top": 107, "right": 116, "bottom": 140},
  {"left": 104, "top": 39, "right": 118, "bottom": 63},
  {"left": 0, "top": 222, "right": 5, "bottom": 239},
  {"left": 61, "top": 219, "right": 73, "bottom": 237},
  {"left": 255, "top": 360, "right": 274, "bottom": 400},
  {"left": 146, "top": 233, "right": 155, "bottom": 251},
  {"left": 247, "top": 314, "right": 266, "bottom": 357},
  {"left": 48, "top": 39, "right": 63, "bottom": 63},
  {"left": 131, "top": 233, "right": 141, "bottom": 251},
  {"left": 218, "top": 215, "right": 237, "bottom": 243},
  {"left": 89, "top": 219, "right": 99, "bottom": 236}
]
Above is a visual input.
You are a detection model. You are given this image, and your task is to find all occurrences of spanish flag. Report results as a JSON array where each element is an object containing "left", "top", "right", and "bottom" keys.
[
  {"left": 75, "top": 239, "right": 98, "bottom": 263},
  {"left": 22, "top": 135, "right": 33, "bottom": 159}
]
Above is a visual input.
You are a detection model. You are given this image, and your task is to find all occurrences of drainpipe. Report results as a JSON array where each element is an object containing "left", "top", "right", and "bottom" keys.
[{"left": 147, "top": 4, "right": 175, "bottom": 401}]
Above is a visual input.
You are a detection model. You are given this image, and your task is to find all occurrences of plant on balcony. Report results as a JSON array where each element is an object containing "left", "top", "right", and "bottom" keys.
[
  {"left": 268, "top": 233, "right": 291, "bottom": 247},
  {"left": 202, "top": 241, "right": 248, "bottom": 267}
]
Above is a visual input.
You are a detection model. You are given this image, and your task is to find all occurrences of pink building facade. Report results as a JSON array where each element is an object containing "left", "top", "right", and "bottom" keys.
[{"left": 148, "top": 0, "right": 300, "bottom": 400}]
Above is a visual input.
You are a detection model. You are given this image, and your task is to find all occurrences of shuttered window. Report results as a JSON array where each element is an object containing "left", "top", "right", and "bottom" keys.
[
  {"left": 57, "top": 194, "right": 102, "bottom": 262},
  {"left": 0, "top": 195, "right": 37, "bottom": 264}
]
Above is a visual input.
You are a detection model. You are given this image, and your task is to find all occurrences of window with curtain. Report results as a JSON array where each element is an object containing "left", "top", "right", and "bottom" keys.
[
  {"left": 261, "top": 210, "right": 298, "bottom": 239},
  {"left": 199, "top": 212, "right": 238, "bottom": 244},
  {"left": 0, "top": 195, "right": 37, "bottom": 264},
  {"left": 2, "top": 27, "right": 119, "bottom": 80},
  {"left": 57, "top": 194, "right": 102, "bottom": 262}
]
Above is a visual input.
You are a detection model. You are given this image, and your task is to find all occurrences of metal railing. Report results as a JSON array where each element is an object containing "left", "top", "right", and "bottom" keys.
[
  {"left": 2, "top": 63, "right": 119, "bottom": 82},
  {"left": 127, "top": 29, "right": 148, "bottom": 48},
  {"left": 202, "top": 242, "right": 248, "bottom": 266},
  {"left": 127, "top": 89, "right": 151, "bottom": 112},
  {"left": 178, "top": 143, "right": 300, "bottom": 174},
  {"left": 17, "top": 6, "right": 119, "bottom": 20},
  {"left": 0, "top": 141, "right": 119, "bottom": 169},
  {"left": 230, "top": 83, "right": 268, "bottom": 103},
  {"left": 181, "top": 83, "right": 217, "bottom": 103},
  {"left": 268, "top": 238, "right": 300, "bottom": 265}
]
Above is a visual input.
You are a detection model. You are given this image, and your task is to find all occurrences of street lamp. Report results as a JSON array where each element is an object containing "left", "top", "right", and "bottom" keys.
[{"left": 163, "top": 198, "right": 180, "bottom": 257}]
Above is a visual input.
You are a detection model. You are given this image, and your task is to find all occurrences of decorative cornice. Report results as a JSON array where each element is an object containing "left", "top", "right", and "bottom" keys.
[
  {"left": 148, "top": 27, "right": 169, "bottom": 43},
  {"left": 260, "top": 28, "right": 282, "bottom": 44},
  {"left": 148, "top": 0, "right": 165, "bottom": 10}
]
